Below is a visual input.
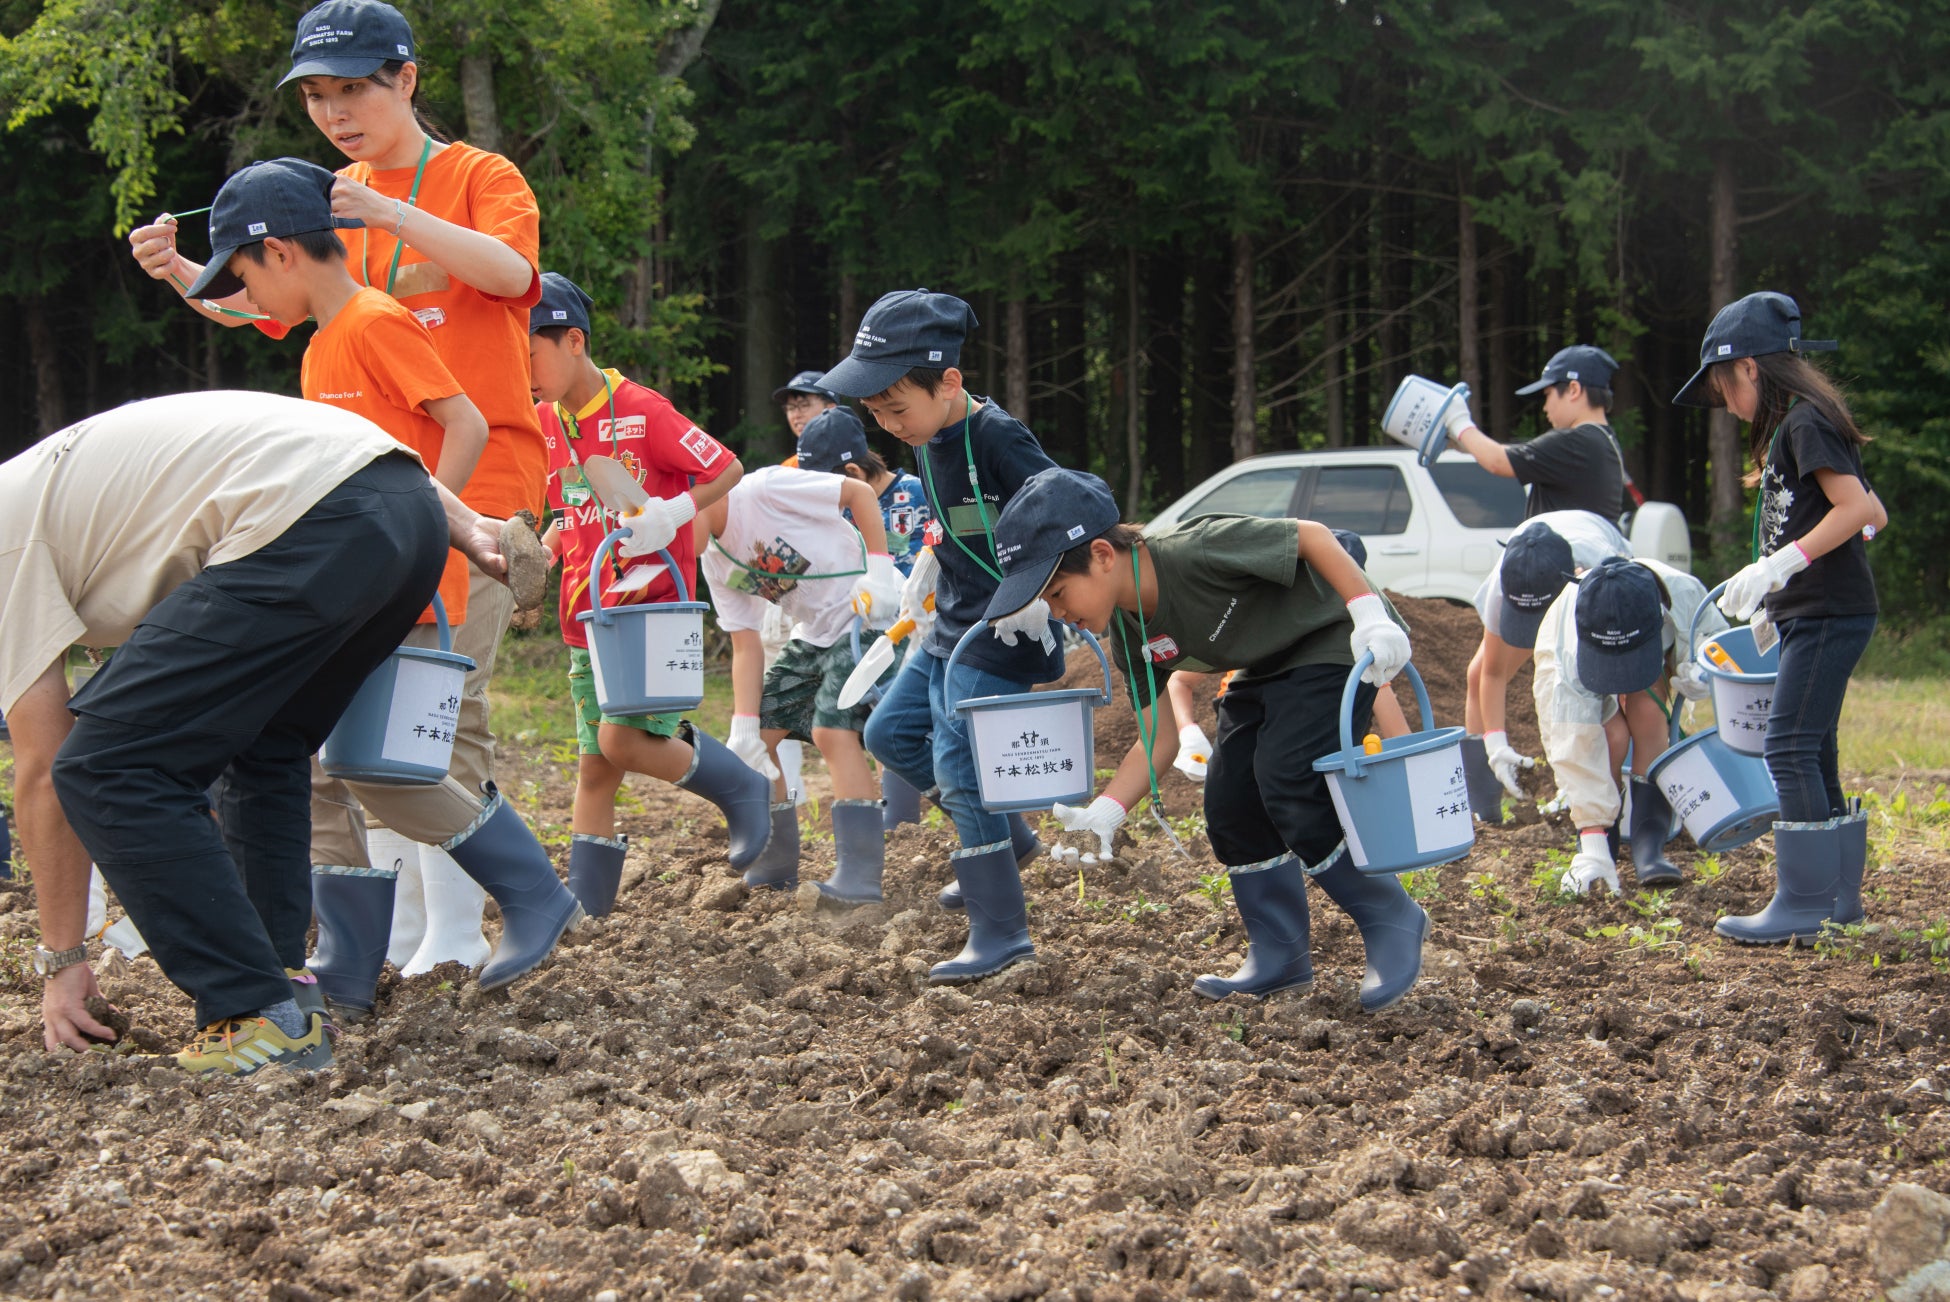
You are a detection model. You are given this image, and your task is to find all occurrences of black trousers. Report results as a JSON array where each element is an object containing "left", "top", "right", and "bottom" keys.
[
  {"left": 54, "top": 454, "right": 446, "bottom": 1027},
  {"left": 1205, "top": 664, "right": 1375, "bottom": 869}
]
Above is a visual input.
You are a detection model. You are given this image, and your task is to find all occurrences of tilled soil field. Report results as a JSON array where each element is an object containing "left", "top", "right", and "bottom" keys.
[{"left": 1, "top": 609, "right": 1946, "bottom": 1301}]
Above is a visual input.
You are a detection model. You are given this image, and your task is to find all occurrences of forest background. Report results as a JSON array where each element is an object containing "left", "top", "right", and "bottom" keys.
[{"left": 2, "top": 0, "right": 1948, "bottom": 641}]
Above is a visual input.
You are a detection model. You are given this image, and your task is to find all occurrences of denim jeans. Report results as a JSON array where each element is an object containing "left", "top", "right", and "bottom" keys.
[
  {"left": 862, "top": 648, "right": 1022, "bottom": 849},
  {"left": 1765, "top": 613, "right": 1876, "bottom": 822}
]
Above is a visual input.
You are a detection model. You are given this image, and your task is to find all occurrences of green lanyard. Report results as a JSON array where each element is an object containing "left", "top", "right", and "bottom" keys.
[
  {"left": 162, "top": 206, "right": 271, "bottom": 321},
  {"left": 708, "top": 533, "right": 867, "bottom": 581},
  {"left": 556, "top": 374, "right": 621, "bottom": 472},
  {"left": 362, "top": 135, "right": 433, "bottom": 295},
  {"left": 1113, "top": 547, "right": 1167, "bottom": 816},
  {"left": 918, "top": 394, "right": 1004, "bottom": 583}
]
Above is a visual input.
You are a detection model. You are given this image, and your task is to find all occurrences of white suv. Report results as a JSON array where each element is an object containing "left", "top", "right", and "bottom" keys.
[{"left": 1146, "top": 448, "right": 1690, "bottom": 603}]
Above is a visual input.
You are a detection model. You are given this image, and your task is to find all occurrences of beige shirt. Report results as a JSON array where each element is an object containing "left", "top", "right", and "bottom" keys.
[{"left": 0, "top": 391, "right": 417, "bottom": 714}]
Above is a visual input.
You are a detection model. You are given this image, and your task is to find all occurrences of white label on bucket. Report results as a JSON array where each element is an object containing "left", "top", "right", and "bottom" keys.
[
  {"left": 969, "top": 703, "right": 1090, "bottom": 808},
  {"left": 1655, "top": 743, "right": 1725, "bottom": 843},
  {"left": 1324, "top": 774, "right": 1370, "bottom": 869},
  {"left": 1405, "top": 746, "right": 1472, "bottom": 853},
  {"left": 379, "top": 659, "right": 464, "bottom": 768},
  {"left": 1714, "top": 678, "right": 1773, "bottom": 746}
]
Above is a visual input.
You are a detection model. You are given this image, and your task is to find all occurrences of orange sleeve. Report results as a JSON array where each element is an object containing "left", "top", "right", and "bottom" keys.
[
  {"left": 464, "top": 152, "right": 542, "bottom": 306},
  {"left": 359, "top": 304, "right": 466, "bottom": 415}
]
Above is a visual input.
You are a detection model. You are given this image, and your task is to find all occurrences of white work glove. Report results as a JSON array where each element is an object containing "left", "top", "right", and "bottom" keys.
[
  {"left": 725, "top": 713, "right": 780, "bottom": 781},
  {"left": 991, "top": 598, "right": 1058, "bottom": 654},
  {"left": 1718, "top": 543, "right": 1809, "bottom": 622},
  {"left": 1050, "top": 795, "right": 1127, "bottom": 861},
  {"left": 1672, "top": 661, "right": 1711, "bottom": 701},
  {"left": 1347, "top": 593, "right": 1411, "bottom": 686},
  {"left": 850, "top": 552, "right": 904, "bottom": 629},
  {"left": 617, "top": 492, "right": 698, "bottom": 559},
  {"left": 1483, "top": 730, "right": 1533, "bottom": 799},
  {"left": 1440, "top": 390, "right": 1477, "bottom": 442},
  {"left": 1561, "top": 851, "right": 1622, "bottom": 898},
  {"left": 1173, "top": 724, "right": 1212, "bottom": 781},
  {"left": 759, "top": 602, "right": 793, "bottom": 661}
]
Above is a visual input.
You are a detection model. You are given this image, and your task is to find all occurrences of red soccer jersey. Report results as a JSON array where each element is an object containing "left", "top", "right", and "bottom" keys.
[{"left": 541, "top": 370, "right": 734, "bottom": 648}]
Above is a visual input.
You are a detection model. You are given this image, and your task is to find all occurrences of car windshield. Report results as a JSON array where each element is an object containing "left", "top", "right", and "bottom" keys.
[
  {"left": 1179, "top": 467, "right": 1301, "bottom": 520},
  {"left": 1428, "top": 461, "right": 1527, "bottom": 528}
]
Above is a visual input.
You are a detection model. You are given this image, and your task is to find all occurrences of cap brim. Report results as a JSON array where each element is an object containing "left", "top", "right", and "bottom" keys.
[
  {"left": 982, "top": 553, "right": 1063, "bottom": 624},
  {"left": 279, "top": 56, "right": 391, "bottom": 87},
  {"left": 1671, "top": 363, "right": 1721, "bottom": 409},
  {"left": 1498, "top": 600, "right": 1550, "bottom": 651},
  {"left": 1513, "top": 376, "right": 1556, "bottom": 397},
  {"left": 1577, "top": 639, "right": 1664, "bottom": 696},
  {"left": 818, "top": 354, "right": 911, "bottom": 399},
  {"left": 183, "top": 250, "right": 244, "bottom": 301},
  {"left": 772, "top": 384, "right": 833, "bottom": 404}
]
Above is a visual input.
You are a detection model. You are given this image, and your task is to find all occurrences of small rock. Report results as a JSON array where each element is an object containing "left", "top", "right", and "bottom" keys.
[
  {"left": 398, "top": 1101, "right": 431, "bottom": 1122},
  {"left": 1560, "top": 1179, "right": 1611, "bottom": 1220},
  {"left": 634, "top": 1158, "right": 705, "bottom": 1230},
  {"left": 665, "top": 1149, "right": 746, "bottom": 1197},
  {"left": 1589, "top": 1211, "right": 1672, "bottom": 1263},
  {"left": 1870, "top": 1183, "right": 1950, "bottom": 1291},
  {"left": 1297, "top": 1019, "right": 1339, "bottom": 1051},
  {"left": 696, "top": 880, "right": 745, "bottom": 912},
  {"left": 492, "top": 1031, "right": 559, "bottom": 1065},
  {"left": 1510, "top": 999, "right": 1547, "bottom": 1029},
  {"left": 870, "top": 1179, "right": 915, "bottom": 1213},
  {"left": 322, "top": 1093, "right": 385, "bottom": 1124},
  {"left": 461, "top": 1110, "right": 504, "bottom": 1145},
  {"left": 1782, "top": 1264, "right": 1832, "bottom": 1302}
]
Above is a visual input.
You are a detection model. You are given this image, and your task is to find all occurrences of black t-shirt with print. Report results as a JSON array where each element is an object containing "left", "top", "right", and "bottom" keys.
[
  {"left": 1504, "top": 423, "right": 1631, "bottom": 525},
  {"left": 1758, "top": 403, "right": 1877, "bottom": 621}
]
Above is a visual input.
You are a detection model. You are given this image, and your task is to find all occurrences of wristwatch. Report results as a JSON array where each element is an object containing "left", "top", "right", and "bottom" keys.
[{"left": 32, "top": 943, "right": 88, "bottom": 978}]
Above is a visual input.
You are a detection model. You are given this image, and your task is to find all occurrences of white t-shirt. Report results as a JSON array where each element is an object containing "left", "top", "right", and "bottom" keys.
[
  {"left": 0, "top": 391, "right": 413, "bottom": 713},
  {"left": 1472, "top": 508, "right": 1630, "bottom": 633},
  {"left": 701, "top": 465, "right": 868, "bottom": 650}
]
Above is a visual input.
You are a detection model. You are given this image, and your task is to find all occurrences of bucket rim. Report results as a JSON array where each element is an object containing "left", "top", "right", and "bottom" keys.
[
  {"left": 390, "top": 646, "right": 476, "bottom": 671},
  {"left": 1314, "top": 724, "right": 1467, "bottom": 775},
  {"left": 576, "top": 600, "right": 713, "bottom": 623},
  {"left": 1646, "top": 725, "right": 1723, "bottom": 775},
  {"left": 1696, "top": 632, "right": 1780, "bottom": 684},
  {"left": 953, "top": 686, "right": 1104, "bottom": 716}
]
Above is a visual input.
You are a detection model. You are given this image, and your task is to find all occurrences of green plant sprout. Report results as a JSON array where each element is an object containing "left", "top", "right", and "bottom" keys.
[{"left": 1195, "top": 870, "right": 1231, "bottom": 907}]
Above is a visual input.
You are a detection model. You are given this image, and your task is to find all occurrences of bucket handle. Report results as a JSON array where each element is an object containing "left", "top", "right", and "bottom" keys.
[
  {"left": 429, "top": 592, "right": 453, "bottom": 653},
  {"left": 1676, "top": 579, "right": 1736, "bottom": 748},
  {"left": 1335, "top": 653, "right": 1435, "bottom": 780},
  {"left": 588, "top": 529, "right": 688, "bottom": 627},
  {"left": 941, "top": 619, "right": 1111, "bottom": 720}
]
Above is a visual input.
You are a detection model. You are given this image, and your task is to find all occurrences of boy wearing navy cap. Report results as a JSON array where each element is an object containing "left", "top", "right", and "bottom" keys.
[
  {"left": 827, "top": 289, "right": 1056, "bottom": 983},
  {"left": 1530, "top": 557, "right": 1724, "bottom": 896},
  {"left": 982, "top": 469, "right": 1432, "bottom": 1012},
  {"left": 774, "top": 371, "right": 842, "bottom": 440},
  {"left": 528, "top": 271, "right": 765, "bottom": 918}
]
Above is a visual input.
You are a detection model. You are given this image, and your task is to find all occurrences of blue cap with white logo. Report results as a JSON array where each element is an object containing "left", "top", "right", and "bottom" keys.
[
  {"left": 530, "top": 272, "right": 594, "bottom": 336},
  {"left": 1673, "top": 292, "right": 1837, "bottom": 408},
  {"left": 1497, "top": 526, "right": 1576, "bottom": 650},
  {"left": 981, "top": 468, "right": 1122, "bottom": 621},
  {"left": 182, "top": 157, "right": 363, "bottom": 300},
  {"left": 280, "top": 0, "right": 417, "bottom": 86},
  {"left": 771, "top": 370, "right": 840, "bottom": 405},
  {"left": 795, "top": 406, "right": 871, "bottom": 474},
  {"left": 1574, "top": 557, "right": 1666, "bottom": 696},
  {"left": 1514, "top": 344, "right": 1620, "bottom": 397},
  {"left": 820, "top": 289, "right": 979, "bottom": 399}
]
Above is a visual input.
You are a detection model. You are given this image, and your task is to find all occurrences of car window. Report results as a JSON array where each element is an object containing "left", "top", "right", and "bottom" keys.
[
  {"left": 1429, "top": 461, "right": 1527, "bottom": 528},
  {"left": 1180, "top": 467, "right": 1302, "bottom": 520},
  {"left": 1310, "top": 465, "right": 1414, "bottom": 536}
]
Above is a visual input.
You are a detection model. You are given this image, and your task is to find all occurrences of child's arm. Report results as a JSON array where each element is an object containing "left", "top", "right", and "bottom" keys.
[
  {"left": 837, "top": 479, "right": 891, "bottom": 554},
  {"left": 126, "top": 217, "right": 262, "bottom": 328},
  {"left": 1298, "top": 520, "right": 1412, "bottom": 685},
  {"left": 1449, "top": 423, "right": 1516, "bottom": 478},
  {"left": 1101, "top": 689, "right": 1181, "bottom": 812},
  {"left": 421, "top": 394, "right": 490, "bottom": 495},
  {"left": 1722, "top": 468, "right": 1885, "bottom": 619},
  {"left": 541, "top": 520, "right": 562, "bottom": 562},
  {"left": 688, "top": 457, "right": 743, "bottom": 515}
]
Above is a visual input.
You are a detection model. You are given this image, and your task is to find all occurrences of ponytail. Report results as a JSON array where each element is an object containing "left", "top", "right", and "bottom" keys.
[{"left": 367, "top": 61, "right": 449, "bottom": 144}]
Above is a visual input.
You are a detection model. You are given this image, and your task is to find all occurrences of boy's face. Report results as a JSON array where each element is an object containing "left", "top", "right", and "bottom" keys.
[
  {"left": 225, "top": 241, "right": 310, "bottom": 328},
  {"left": 1038, "top": 540, "right": 1120, "bottom": 636},
  {"left": 860, "top": 369, "right": 965, "bottom": 446},
  {"left": 1541, "top": 381, "right": 1590, "bottom": 429},
  {"left": 781, "top": 394, "right": 834, "bottom": 438},
  {"left": 528, "top": 331, "right": 583, "bottom": 405}
]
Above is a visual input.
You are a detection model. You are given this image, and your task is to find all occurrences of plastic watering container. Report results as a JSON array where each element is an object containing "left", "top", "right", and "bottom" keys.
[
  {"left": 945, "top": 622, "right": 1111, "bottom": 813},
  {"left": 1644, "top": 693, "right": 1777, "bottom": 852},
  {"left": 1314, "top": 655, "right": 1474, "bottom": 875},
  {"left": 1381, "top": 376, "right": 1473, "bottom": 467},
  {"left": 1692, "top": 580, "right": 1779, "bottom": 758},
  {"left": 322, "top": 594, "right": 477, "bottom": 786},
  {"left": 575, "top": 532, "right": 709, "bottom": 715}
]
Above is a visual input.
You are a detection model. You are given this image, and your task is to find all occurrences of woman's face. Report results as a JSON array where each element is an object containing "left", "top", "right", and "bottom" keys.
[
  {"left": 299, "top": 67, "right": 417, "bottom": 163},
  {"left": 1711, "top": 358, "right": 1761, "bottom": 422}
]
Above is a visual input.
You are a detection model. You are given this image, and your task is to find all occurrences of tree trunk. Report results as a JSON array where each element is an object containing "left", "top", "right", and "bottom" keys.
[
  {"left": 1229, "top": 230, "right": 1256, "bottom": 463},
  {"left": 204, "top": 320, "right": 221, "bottom": 390},
  {"left": 25, "top": 296, "right": 64, "bottom": 435},
  {"left": 1350, "top": 202, "right": 1373, "bottom": 443},
  {"left": 837, "top": 272, "right": 859, "bottom": 357},
  {"left": 1324, "top": 248, "right": 1345, "bottom": 448},
  {"left": 458, "top": 52, "right": 501, "bottom": 152},
  {"left": 1051, "top": 258, "right": 1089, "bottom": 467},
  {"left": 1707, "top": 148, "right": 1743, "bottom": 563},
  {"left": 1488, "top": 254, "right": 1513, "bottom": 438},
  {"left": 1005, "top": 279, "right": 1029, "bottom": 419},
  {"left": 1189, "top": 248, "right": 1229, "bottom": 481},
  {"left": 1457, "top": 178, "right": 1482, "bottom": 399},
  {"left": 740, "top": 210, "right": 787, "bottom": 450},
  {"left": 1127, "top": 248, "right": 1144, "bottom": 508},
  {"left": 1144, "top": 247, "right": 1187, "bottom": 496}
]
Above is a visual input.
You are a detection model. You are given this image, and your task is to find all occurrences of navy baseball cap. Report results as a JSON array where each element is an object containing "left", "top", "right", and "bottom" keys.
[
  {"left": 1515, "top": 345, "right": 1620, "bottom": 397},
  {"left": 982, "top": 468, "right": 1122, "bottom": 621},
  {"left": 1574, "top": 558, "right": 1666, "bottom": 696},
  {"left": 795, "top": 406, "right": 871, "bottom": 474},
  {"left": 1332, "top": 528, "right": 1369, "bottom": 570},
  {"left": 1497, "top": 526, "right": 1576, "bottom": 650},
  {"left": 1674, "top": 292, "right": 1837, "bottom": 408},
  {"left": 821, "top": 289, "right": 979, "bottom": 398},
  {"left": 280, "top": 0, "right": 416, "bottom": 86},
  {"left": 530, "top": 272, "right": 594, "bottom": 336},
  {"left": 771, "top": 370, "right": 840, "bottom": 405},
  {"left": 182, "top": 158, "right": 363, "bottom": 299}
]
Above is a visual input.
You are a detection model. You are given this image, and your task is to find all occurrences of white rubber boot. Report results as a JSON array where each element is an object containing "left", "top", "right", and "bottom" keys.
[
  {"left": 370, "top": 828, "right": 426, "bottom": 968},
  {"left": 403, "top": 843, "right": 491, "bottom": 976}
]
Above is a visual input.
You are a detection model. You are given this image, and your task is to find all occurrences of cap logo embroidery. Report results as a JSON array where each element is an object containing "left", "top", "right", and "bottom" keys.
[
  {"left": 1567, "top": 370, "right": 1579, "bottom": 380},
  {"left": 1717, "top": 344, "right": 1733, "bottom": 356},
  {"left": 1066, "top": 525, "right": 1086, "bottom": 540},
  {"left": 396, "top": 43, "right": 410, "bottom": 55},
  {"left": 928, "top": 350, "right": 943, "bottom": 362},
  {"left": 551, "top": 309, "right": 567, "bottom": 320},
  {"left": 247, "top": 221, "right": 268, "bottom": 235}
]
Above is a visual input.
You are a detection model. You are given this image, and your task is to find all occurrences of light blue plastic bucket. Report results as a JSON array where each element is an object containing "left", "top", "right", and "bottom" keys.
[
  {"left": 1313, "top": 655, "right": 1475, "bottom": 876},
  {"left": 1382, "top": 376, "right": 1472, "bottom": 468},
  {"left": 1691, "top": 581, "right": 1779, "bottom": 758},
  {"left": 322, "top": 594, "right": 477, "bottom": 786},
  {"left": 1644, "top": 701, "right": 1777, "bottom": 852},
  {"left": 574, "top": 531, "right": 710, "bottom": 715},
  {"left": 946, "top": 621, "right": 1111, "bottom": 814}
]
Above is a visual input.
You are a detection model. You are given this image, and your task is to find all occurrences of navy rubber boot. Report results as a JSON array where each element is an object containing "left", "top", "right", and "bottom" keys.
[
  {"left": 938, "top": 813, "right": 1040, "bottom": 911},
  {"left": 928, "top": 842, "right": 1036, "bottom": 983},
  {"left": 566, "top": 834, "right": 629, "bottom": 917},
  {"left": 882, "top": 771, "right": 924, "bottom": 832},
  {"left": 1310, "top": 854, "right": 1431, "bottom": 1013},
  {"left": 444, "top": 791, "right": 585, "bottom": 991},
  {"left": 815, "top": 800, "right": 886, "bottom": 905},
  {"left": 309, "top": 869, "right": 396, "bottom": 1020},
  {"left": 1461, "top": 735, "right": 1506, "bottom": 826},
  {"left": 1833, "top": 802, "right": 1868, "bottom": 926},
  {"left": 676, "top": 724, "right": 774, "bottom": 871},
  {"left": 1717, "top": 820, "right": 1844, "bottom": 945},
  {"left": 1627, "top": 777, "right": 1681, "bottom": 886},
  {"left": 1192, "top": 855, "right": 1315, "bottom": 1000},
  {"left": 741, "top": 804, "right": 800, "bottom": 891}
]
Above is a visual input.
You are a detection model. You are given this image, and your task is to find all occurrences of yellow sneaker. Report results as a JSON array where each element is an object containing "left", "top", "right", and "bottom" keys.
[{"left": 173, "top": 1013, "right": 333, "bottom": 1076}]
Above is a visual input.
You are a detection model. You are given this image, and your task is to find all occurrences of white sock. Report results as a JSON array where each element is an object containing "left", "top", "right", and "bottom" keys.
[{"left": 1579, "top": 829, "right": 1611, "bottom": 860}]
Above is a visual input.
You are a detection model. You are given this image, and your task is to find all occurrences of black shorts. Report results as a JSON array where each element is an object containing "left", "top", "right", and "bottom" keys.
[{"left": 1204, "top": 663, "right": 1374, "bottom": 869}]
